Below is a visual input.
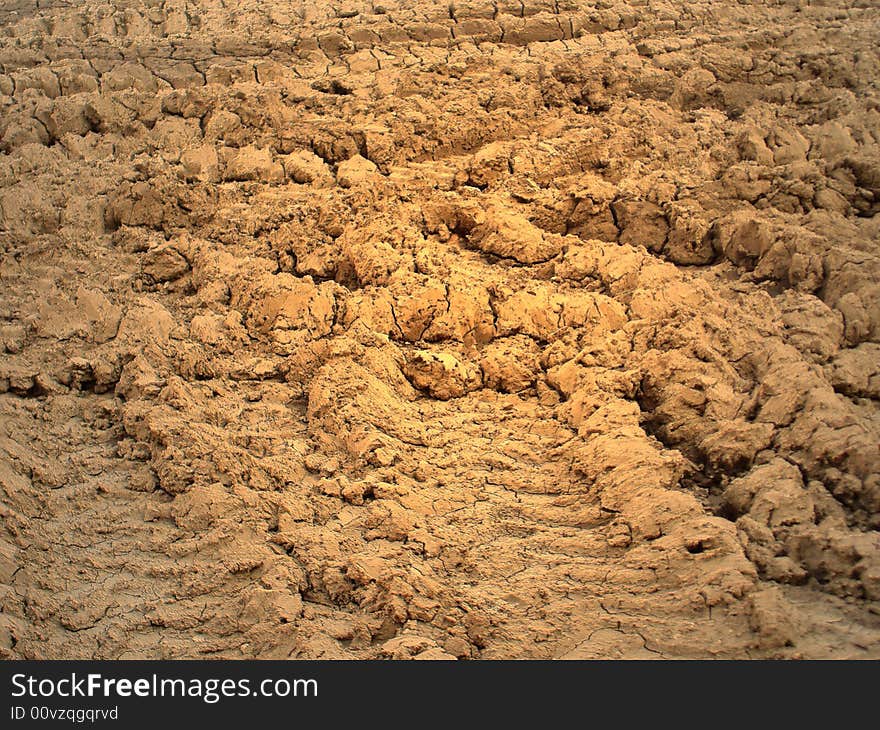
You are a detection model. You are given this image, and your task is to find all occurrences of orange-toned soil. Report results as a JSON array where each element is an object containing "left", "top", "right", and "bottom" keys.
[{"left": 1, "top": 1, "right": 879, "bottom": 659}]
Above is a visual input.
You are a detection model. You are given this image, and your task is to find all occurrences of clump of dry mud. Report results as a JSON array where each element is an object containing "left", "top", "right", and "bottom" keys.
[{"left": 1, "top": 1, "right": 879, "bottom": 659}]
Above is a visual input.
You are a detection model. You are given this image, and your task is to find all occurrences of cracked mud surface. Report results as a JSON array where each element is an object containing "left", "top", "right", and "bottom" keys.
[{"left": 1, "top": 0, "right": 879, "bottom": 659}]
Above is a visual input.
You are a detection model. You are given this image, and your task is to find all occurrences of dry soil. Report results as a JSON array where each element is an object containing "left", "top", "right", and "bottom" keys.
[{"left": 1, "top": 0, "right": 879, "bottom": 659}]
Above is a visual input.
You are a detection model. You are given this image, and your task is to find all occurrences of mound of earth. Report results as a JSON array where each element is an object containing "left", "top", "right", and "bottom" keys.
[{"left": 1, "top": 0, "right": 878, "bottom": 659}]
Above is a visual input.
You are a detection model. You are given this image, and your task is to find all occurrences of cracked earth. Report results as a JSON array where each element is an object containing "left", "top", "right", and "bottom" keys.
[{"left": 1, "top": 0, "right": 879, "bottom": 659}]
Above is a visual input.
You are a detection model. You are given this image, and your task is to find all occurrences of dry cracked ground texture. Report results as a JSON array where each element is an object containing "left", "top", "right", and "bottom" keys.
[{"left": 0, "top": 0, "right": 879, "bottom": 660}]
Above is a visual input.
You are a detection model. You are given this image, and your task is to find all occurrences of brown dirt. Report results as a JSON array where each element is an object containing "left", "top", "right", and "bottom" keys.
[{"left": 1, "top": 0, "right": 879, "bottom": 660}]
